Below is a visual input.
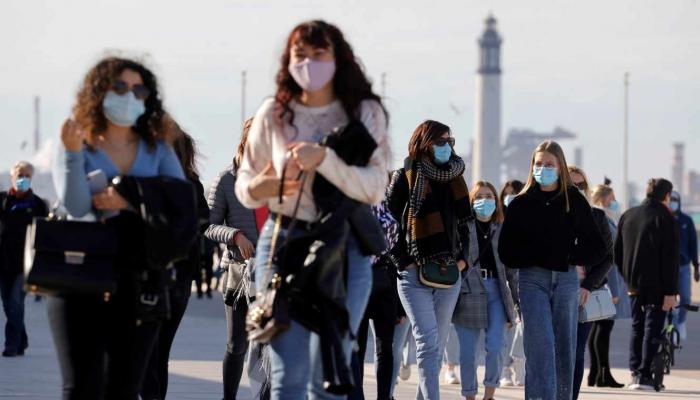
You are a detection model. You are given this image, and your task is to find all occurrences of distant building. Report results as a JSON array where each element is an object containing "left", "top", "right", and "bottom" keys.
[
  {"left": 501, "top": 126, "right": 577, "bottom": 183},
  {"left": 672, "top": 142, "right": 685, "bottom": 197},
  {"left": 472, "top": 14, "right": 502, "bottom": 186},
  {"left": 687, "top": 170, "right": 700, "bottom": 207}
]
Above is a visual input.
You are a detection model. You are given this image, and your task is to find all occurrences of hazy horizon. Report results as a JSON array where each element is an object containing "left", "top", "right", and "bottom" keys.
[{"left": 2, "top": 0, "right": 699, "bottom": 198}]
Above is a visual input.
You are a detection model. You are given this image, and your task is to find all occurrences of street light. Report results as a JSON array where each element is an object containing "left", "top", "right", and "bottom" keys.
[{"left": 623, "top": 72, "right": 630, "bottom": 209}]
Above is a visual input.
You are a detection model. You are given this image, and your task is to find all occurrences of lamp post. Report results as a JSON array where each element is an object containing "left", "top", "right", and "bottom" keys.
[
  {"left": 623, "top": 72, "right": 630, "bottom": 209},
  {"left": 241, "top": 70, "right": 247, "bottom": 128}
]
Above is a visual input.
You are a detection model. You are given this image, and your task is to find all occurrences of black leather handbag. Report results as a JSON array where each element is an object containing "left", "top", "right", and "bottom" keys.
[{"left": 24, "top": 217, "right": 118, "bottom": 299}]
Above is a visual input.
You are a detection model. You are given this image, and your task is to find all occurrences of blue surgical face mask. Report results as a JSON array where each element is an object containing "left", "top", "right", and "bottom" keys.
[
  {"left": 432, "top": 143, "right": 452, "bottom": 165},
  {"left": 15, "top": 177, "right": 31, "bottom": 192},
  {"left": 504, "top": 194, "right": 516, "bottom": 207},
  {"left": 473, "top": 198, "right": 496, "bottom": 219},
  {"left": 608, "top": 200, "right": 619, "bottom": 212},
  {"left": 533, "top": 166, "right": 558, "bottom": 187},
  {"left": 670, "top": 201, "right": 680, "bottom": 213},
  {"left": 102, "top": 90, "right": 146, "bottom": 127}
]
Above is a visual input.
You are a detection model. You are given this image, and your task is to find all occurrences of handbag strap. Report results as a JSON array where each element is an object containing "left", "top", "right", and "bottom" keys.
[{"left": 259, "top": 160, "right": 307, "bottom": 293}]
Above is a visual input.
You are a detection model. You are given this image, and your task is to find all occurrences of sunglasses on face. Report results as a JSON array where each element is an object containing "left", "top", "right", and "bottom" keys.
[
  {"left": 434, "top": 137, "right": 455, "bottom": 147},
  {"left": 112, "top": 79, "right": 150, "bottom": 100},
  {"left": 574, "top": 182, "right": 587, "bottom": 191}
]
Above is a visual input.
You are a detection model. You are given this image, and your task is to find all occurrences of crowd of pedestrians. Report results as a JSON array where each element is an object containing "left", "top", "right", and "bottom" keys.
[{"left": 0, "top": 18, "right": 696, "bottom": 400}]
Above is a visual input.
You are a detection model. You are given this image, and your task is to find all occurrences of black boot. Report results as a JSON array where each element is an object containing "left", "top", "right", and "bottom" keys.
[
  {"left": 596, "top": 367, "right": 624, "bottom": 388},
  {"left": 587, "top": 370, "right": 598, "bottom": 387}
]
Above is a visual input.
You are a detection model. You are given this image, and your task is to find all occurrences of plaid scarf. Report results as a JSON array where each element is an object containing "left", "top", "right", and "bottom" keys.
[{"left": 404, "top": 156, "right": 470, "bottom": 266}]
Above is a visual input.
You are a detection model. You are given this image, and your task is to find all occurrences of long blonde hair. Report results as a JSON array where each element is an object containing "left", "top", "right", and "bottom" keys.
[{"left": 522, "top": 140, "right": 573, "bottom": 212}]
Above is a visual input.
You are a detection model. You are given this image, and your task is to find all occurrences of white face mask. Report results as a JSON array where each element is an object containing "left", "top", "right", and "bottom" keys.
[{"left": 102, "top": 90, "right": 146, "bottom": 127}]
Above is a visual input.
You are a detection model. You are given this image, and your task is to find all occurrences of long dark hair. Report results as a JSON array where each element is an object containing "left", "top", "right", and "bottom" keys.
[
  {"left": 172, "top": 127, "right": 200, "bottom": 181},
  {"left": 274, "top": 20, "right": 387, "bottom": 129},
  {"left": 73, "top": 56, "right": 165, "bottom": 149},
  {"left": 408, "top": 120, "right": 452, "bottom": 160}
]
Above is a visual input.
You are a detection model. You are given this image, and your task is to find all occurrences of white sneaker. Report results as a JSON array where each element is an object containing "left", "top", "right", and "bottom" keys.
[
  {"left": 444, "top": 369, "right": 460, "bottom": 385},
  {"left": 678, "top": 322, "right": 687, "bottom": 341},
  {"left": 500, "top": 377, "right": 514, "bottom": 387},
  {"left": 399, "top": 363, "right": 411, "bottom": 381},
  {"left": 500, "top": 366, "right": 514, "bottom": 386}
]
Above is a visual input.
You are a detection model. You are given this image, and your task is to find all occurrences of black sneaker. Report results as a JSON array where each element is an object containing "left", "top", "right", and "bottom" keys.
[{"left": 627, "top": 374, "right": 640, "bottom": 389}]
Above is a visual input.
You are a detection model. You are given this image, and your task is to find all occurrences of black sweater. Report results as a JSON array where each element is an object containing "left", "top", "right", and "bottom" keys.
[
  {"left": 614, "top": 199, "right": 679, "bottom": 299},
  {"left": 498, "top": 184, "right": 607, "bottom": 272}
]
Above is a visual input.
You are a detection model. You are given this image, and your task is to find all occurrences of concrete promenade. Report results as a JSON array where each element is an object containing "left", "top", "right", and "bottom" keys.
[{"left": 1, "top": 281, "right": 700, "bottom": 399}]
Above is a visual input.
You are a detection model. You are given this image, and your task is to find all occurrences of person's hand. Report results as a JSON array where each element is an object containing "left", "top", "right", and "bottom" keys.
[
  {"left": 92, "top": 187, "right": 129, "bottom": 210},
  {"left": 694, "top": 268, "right": 700, "bottom": 283},
  {"left": 662, "top": 295, "right": 677, "bottom": 312},
  {"left": 234, "top": 233, "right": 255, "bottom": 260},
  {"left": 576, "top": 266, "right": 586, "bottom": 281},
  {"left": 457, "top": 260, "right": 467, "bottom": 272},
  {"left": 579, "top": 288, "right": 591, "bottom": 306},
  {"left": 61, "top": 119, "right": 86, "bottom": 152},
  {"left": 248, "top": 162, "right": 301, "bottom": 201},
  {"left": 612, "top": 296, "right": 620, "bottom": 305},
  {"left": 288, "top": 142, "right": 326, "bottom": 171}
]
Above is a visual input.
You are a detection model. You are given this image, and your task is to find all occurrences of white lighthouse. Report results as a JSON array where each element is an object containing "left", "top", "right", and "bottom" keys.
[{"left": 472, "top": 14, "right": 502, "bottom": 186}]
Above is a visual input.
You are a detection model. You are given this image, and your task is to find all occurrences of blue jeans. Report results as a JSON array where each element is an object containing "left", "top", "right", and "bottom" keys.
[
  {"left": 0, "top": 272, "right": 28, "bottom": 353},
  {"left": 398, "top": 266, "right": 460, "bottom": 400},
  {"left": 455, "top": 278, "right": 507, "bottom": 397},
  {"left": 519, "top": 267, "right": 579, "bottom": 400},
  {"left": 675, "top": 264, "right": 692, "bottom": 326},
  {"left": 443, "top": 325, "right": 460, "bottom": 365},
  {"left": 391, "top": 318, "right": 413, "bottom": 395},
  {"left": 254, "top": 219, "right": 372, "bottom": 400}
]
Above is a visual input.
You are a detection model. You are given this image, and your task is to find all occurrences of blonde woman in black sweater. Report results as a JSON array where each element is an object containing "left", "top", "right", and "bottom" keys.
[{"left": 498, "top": 141, "right": 607, "bottom": 400}]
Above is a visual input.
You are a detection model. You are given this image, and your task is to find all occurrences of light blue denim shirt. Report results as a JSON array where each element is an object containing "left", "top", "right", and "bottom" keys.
[{"left": 53, "top": 139, "right": 185, "bottom": 218}]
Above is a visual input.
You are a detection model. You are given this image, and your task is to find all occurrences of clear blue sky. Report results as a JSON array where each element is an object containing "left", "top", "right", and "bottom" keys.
[{"left": 1, "top": 0, "right": 699, "bottom": 195}]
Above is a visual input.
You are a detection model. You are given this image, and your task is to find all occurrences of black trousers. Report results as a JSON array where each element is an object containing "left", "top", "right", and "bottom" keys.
[
  {"left": 47, "top": 294, "right": 161, "bottom": 400},
  {"left": 196, "top": 246, "right": 215, "bottom": 296},
  {"left": 588, "top": 319, "right": 615, "bottom": 378},
  {"left": 572, "top": 322, "right": 592, "bottom": 400},
  {"left": 349, "top": 282, "right": 396, "bottom": 400},
  {"left": 224, "top": 295, "right": 249, "bottom": 400},
  {"left": 629, "top": 296, "right": 667, "bottom": 378},
  {"left": 141, "top": 282, "right": 192, "bottom": 400}
]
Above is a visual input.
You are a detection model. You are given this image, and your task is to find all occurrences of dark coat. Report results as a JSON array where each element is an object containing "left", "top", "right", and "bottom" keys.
[
  {"left": 113, "top": 176, "right": 197, "bottom": 270},
  {"left": 0, "top": 191, "right": 48, "bottom": 275},
  {"left": 581, "top": 207, "right": 614, "bottom": 291},
  {"left": 614, "top": 199, "right": 680, "bottom": 303}
]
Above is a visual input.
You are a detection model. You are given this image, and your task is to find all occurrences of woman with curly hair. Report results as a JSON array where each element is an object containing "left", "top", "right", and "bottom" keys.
[
  {"left": 235, "top": 20, "right": 390, "bottom": 400},
  {"left": 52, "top": 56, "right": 184, "bottom": 400}
]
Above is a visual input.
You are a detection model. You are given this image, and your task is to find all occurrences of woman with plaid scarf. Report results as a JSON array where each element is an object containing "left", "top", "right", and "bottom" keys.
[{"left": 387, "top": 120, "right": 470, "bottom": 400}]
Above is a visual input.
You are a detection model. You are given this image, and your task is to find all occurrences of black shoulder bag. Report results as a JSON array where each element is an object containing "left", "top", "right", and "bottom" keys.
[{"left": 24, "top": 215, "right": 118, "bottom": 299}]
